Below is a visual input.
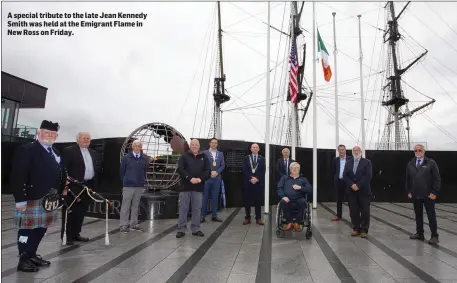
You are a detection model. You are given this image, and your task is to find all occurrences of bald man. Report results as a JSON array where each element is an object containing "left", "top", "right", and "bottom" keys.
[
  {"left": 343, "top": 145, "right": 372, "bottom": 238},
  {"left": 242, "top": 143, "right": 265, "bottom": 225},
  {"left": 176, "top": 139, "right": 211, "bottom": 238}
]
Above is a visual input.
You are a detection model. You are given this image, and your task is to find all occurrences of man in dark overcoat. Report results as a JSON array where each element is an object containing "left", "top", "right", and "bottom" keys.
[{"left": 11, "top": 120, "right": 67, "bottom": 272}]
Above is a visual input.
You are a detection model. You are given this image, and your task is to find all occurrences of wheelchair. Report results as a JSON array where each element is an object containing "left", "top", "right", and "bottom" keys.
[{"left": 275, "top": 196, "right": 312, "bottom": 239}]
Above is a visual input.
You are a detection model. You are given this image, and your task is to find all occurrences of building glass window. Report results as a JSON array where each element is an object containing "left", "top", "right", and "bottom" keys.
[{"left": 1, "top": 98, "right": 20, "bottom": 136}]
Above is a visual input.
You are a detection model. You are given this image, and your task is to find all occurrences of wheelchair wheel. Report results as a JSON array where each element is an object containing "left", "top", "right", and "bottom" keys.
[
  {"left": 276, "top": 229, "right": 285, "bottom": 238},
  {"left": 305, "top": 228, "right": 312, "bottom": 239}
]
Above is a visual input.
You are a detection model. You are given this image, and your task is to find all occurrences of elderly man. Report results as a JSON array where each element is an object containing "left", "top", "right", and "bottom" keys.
[
  {"left": 176, "top": 139, "right": 211, "bottom": 238},
  {"left": 201, "top": 138, "right": 225, "bottom": 223},
  {"left": 242, "top": 143, "right": 265, "bottom": 225},
  {"left": 406, "top": 144, "right": 441, "bottom": 244},
  {"left": 343, "top": 145, "right": 372, "bottom": 238},
  {"left": 119, "top": 140, "right": 149, "bottom": 233},
  {"left": 331, "top": 144, "right": 353, "bottom": 221},
  {"left": 11, "top": 120, "right": 66, "bottom": 272},
  {"left": 60, "top": 132, "right": 99, "bottom": 245},
  {"left": 277, "top": 162, "right": 312, "bottom": 231},
  {"left": 275, "top": 147, "right": 295, "bottom": 181}
]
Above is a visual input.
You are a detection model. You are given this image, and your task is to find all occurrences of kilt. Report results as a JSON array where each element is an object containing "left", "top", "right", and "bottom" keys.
[{"left": 14, "top": 198, "right": 58, "bottom": 229}]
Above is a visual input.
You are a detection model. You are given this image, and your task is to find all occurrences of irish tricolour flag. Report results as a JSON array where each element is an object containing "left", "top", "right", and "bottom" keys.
[{"left": 317, "top": 29, "right": 332, "bottom": 82}]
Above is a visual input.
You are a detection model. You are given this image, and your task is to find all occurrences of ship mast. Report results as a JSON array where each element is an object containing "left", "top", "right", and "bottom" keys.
[
  {"left": 209, "top": 1, "right": 230, "bottom": 139},
  {"left": 378, "top": 1, "right": 432, "bottom": 150}
]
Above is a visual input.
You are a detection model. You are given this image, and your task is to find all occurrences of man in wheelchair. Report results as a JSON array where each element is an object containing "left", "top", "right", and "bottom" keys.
[{"left": 277, "top": 162, "right": 312, "bottom": 231}]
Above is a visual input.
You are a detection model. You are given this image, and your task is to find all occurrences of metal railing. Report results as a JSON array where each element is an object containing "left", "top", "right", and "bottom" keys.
[{"left": 374, "top": 142, "right": 427, "bottom": 151}]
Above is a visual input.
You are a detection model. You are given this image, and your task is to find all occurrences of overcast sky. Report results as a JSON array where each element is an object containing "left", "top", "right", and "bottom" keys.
[{"left": 2, "top": 1, "right": 457, "bottom": 150}]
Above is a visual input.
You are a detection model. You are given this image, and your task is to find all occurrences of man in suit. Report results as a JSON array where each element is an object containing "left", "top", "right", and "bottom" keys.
[
  {"left": 11, "top": 120, "right": 66, "bottom": 272},
  {"left": 275, "top": 147, "right": 295, "bottom": 182},
  {"left": 242, "top": 143, "right": 265, "bottom": 225},
  {"left": 343, "top": 145, "right": 372, "bottom": 238},
  {"left": 201, "top": 138, "right": 225, "bottom": 223},
  {"left": 406, "top": 144, "right": 441, "bottom": 245},
  {"left": 331, "top": 144, "right": 353, "bottom": 221},
  {"left": 60, "top": 132, "right": 99, "bottom": 245}
]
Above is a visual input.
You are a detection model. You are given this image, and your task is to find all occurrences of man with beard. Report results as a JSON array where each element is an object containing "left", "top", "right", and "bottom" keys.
[
  {"left": 343, "top": 145, "right": 372, "bottom": 238},
  {"left": 406, "top": 144, "right": 441, "bottom": 245},
  {"left": 11, "top": 120, "right": 66, "bottom": 272},
  {"left": 275, "top": 147, "right": 295, "bottom": 182},
  {"left": 60, "top": 132, "right": 99, "bottom": 245}
]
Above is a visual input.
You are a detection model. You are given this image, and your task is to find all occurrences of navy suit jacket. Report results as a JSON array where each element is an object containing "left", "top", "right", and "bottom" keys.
[
  {"left": 203, "top": 149, "right": 225, "bottom": 179},
  {"left": 332, "top": 155, "right": 353, "bottom": 182},
  {"left": 276, "top": 158, "right": 295, "bottom": 179},
  {"left": 11, "top": 141, "right": 67, "bottom": 203},
  {"left": 243, "top": 155, "right": 266, "bottom": 185},
  {"left": 343, "top": 157, "right": 372, "bottom": 195}
]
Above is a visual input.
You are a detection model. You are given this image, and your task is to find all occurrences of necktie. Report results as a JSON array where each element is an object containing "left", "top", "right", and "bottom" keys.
[
  {"left": 353, "top": 159, "right": 359, "bottom": 174},
  {"left": 416, "top": 159, "right": 421, "bottom": 168},
  {"left": 254, "top": 156, "right": 257, "bottom": 166},
  {"left": 47, "top": 147, "right": 54, "bottom": 156},
  {"left": 285, "top": 159, "right": 288, "bottom": 175}
]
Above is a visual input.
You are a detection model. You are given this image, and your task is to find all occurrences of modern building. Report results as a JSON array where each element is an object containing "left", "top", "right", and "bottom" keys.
[{"left": 1, "top": 71, "right": 48, "bottom": 141}]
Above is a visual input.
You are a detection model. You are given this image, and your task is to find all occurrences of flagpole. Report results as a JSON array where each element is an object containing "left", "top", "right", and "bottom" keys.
[
  {"left": 291, "top": 2, "right": 297, "bottom": 160},
  {"left": 264, "top": 2, "right": 271, "bottom": 214},
  {"left": 332, "top": 12, "right": 339, "bottom": 156},
  {"left": 358, "top": 15, "right": 366, "bottom": 157},
  {"left": 312, "top": 2, "right": 317, "bottom": 209}
]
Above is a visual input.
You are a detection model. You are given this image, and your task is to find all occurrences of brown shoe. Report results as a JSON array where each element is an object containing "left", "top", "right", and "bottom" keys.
[
  {"left": 256, "top": 219, "right": 264, "bottom": 225},
  {"left": 294, "top": 223, "right": 302, "bottom": 230},
  {"left": 351, "top": 231, "right": 359, "bottom": 237},
  {"left": 243, "top": 219, "right": 251, "bottom": 225},
  {"left": 331, "top": 216, "right": 341, "bottom": 221},
  {"left": 283, "top": 223, "right": 293, "bottom": 231}
]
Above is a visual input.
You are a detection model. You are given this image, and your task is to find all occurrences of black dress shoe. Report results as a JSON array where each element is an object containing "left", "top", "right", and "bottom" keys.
[
  {"left": 31, "top": 255, "right": 50, "bottom": 266},
  {"left": 17, "top": 259, "right": 39, "bottom": 272},
  {"left": 410, "top": 233, "right": 425, "bottom": 240},
  {"left": 65, "top": 239, "right": 74, "bottom": 245},
  {"left": 73, "top": 235, "right": 89, "bottom": 242},
  {"left": 212, "top": 216, "right": 223, "bottom": 222},
  {"left": 192, "top": 231, "right": 204, "bottom": 237},
  {"left": 176, "top": 232, "right": 185, "bottom": 238}
]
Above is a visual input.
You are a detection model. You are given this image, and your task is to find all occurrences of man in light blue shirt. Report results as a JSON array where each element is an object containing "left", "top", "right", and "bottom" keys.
[{"left": 331, "top": 145, "right": 353, "bottom": 221}]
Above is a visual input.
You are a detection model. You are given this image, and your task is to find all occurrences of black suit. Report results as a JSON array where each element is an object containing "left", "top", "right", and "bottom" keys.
[
  {"left": 332, "top": 156, "right": 353, "bottom": 218},
  {"left": 243, "top": 155, "right": 266, "bottom": 220},
  {"left": 343, "top": 157, "right": 372, "bottom": 233},
  {"left": 275, "top": 158, "right": 295, "bottom": 181},
  {"left": 61, "top": 144, "right": 99, "bottom": 240}
]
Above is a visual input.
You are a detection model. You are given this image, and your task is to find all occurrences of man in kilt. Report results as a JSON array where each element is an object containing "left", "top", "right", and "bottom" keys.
[{"left": 11, "top": 120, "right": 67, "bottom": 272}]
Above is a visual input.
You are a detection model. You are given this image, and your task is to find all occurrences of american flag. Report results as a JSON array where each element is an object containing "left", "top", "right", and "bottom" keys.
[{"left": 289, "top": 39, "right": 299, "bottom": 104}]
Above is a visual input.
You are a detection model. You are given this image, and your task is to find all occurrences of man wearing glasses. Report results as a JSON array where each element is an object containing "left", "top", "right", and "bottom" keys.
[{"left": 406, "top": 144, "right": 441, "bottom": 245}]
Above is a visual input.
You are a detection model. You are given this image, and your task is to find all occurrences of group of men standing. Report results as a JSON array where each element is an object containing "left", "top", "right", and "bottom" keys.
[
  {"left": 9, "top": 119, "right": 443, "bottom": 273},
  {"left": 331, "top": 143, "right": 441, "bottom": 244},
  {"left": 11, "top": 120, "right": 97, "bottom": 272}
]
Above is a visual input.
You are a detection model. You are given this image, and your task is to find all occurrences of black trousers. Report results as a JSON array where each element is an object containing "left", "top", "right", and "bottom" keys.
[
  {"left": 335, "top": 178, "right": 347, "bottom": 218},
  {"left": 348, "top": 192, "right": 371, "bottom": 233},
  {"left": 279, "top": 198, "right": 307, "bottom": 224},
  {"left": 413, "top": 198, "right": 438, "bottom": 236},
  {"left": 61, "top": 180, "right": 93, "bottom": 239},
  {"left": 61, "top": 199, "right": 90, "bottom": 239},
  {"left": 244, "top": 183, "right": 262, "bottom": 220},
  {"left": 18, "top": 227, "right": 47, "bottom": 260}
]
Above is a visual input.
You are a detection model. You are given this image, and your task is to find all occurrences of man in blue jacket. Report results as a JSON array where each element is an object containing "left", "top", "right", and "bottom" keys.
[
  {"left": 277, "top": 162, "right": 312, "bottom": 231},
  {"left": 201, "top": 138, "right": 225, "bottom": 223},
  {"left": 119, "top": 140, "right": 149, "bottom": 233}
]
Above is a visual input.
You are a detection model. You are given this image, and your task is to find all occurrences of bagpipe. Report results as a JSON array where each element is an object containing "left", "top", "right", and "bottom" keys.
[{"left": 42, "top": 176, "right": 113, "bottom": 246}]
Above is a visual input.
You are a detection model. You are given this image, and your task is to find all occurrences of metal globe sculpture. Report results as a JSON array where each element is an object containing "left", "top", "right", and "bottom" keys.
[{"left": 120, "top": 122, "right": 188, "bottom": 191}]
